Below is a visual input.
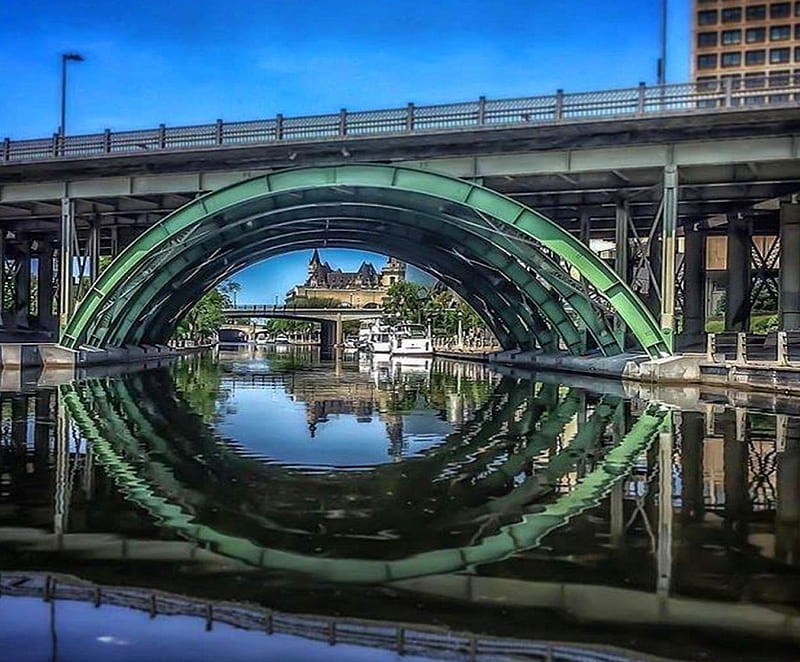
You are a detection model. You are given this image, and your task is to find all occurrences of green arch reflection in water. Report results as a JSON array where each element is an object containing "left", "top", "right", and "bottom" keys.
[
  {"left": 60, "top": 371, "right": 669, "bottom": 583},
  {"left": 60, "top": 165, "right": 670, "bottom": 357}
]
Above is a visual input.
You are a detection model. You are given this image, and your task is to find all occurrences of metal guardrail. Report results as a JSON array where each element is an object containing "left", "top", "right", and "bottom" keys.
[
  {"left": 0, "top": 572, "right": 675, "bottom": 662},
  {"left": 223, "top": 305, "right": 382, "bottom": 314},
  {"left": 706, "top": 331, "right": 800, "bottom": 365},
  {"left": 3, "top": 74, "right": 799, "bottom": 164}
]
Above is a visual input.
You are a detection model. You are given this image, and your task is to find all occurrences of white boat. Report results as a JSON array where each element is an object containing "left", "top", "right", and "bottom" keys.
[
  {"left": 361, "top": 322, "right": 392, "bottom": 353},
  {"left": 390, "top": 324, "right": 433, "bottom": 356},
  {"left": 274, "top": 334, "right": 290, "bottom": 345}
]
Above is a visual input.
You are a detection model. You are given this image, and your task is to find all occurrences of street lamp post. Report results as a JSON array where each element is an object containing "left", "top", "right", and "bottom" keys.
[{"left": 60, "top": 52, "right": 84, "bottom": 139}]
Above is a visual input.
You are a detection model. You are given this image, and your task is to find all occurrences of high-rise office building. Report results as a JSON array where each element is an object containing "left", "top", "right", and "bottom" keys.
[{"left": 692, "top": 1, "right": 799, "bottom": 87}]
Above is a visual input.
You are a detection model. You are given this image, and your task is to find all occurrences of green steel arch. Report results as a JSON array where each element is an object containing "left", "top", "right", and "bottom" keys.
[{"left": 61, "top": 165, "right": 669, "bottom": 357}]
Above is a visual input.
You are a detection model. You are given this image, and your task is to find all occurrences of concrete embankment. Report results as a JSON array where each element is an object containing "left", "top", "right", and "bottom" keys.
[{"left": 442, "top": 348, "right": 800, "bottom": 397}]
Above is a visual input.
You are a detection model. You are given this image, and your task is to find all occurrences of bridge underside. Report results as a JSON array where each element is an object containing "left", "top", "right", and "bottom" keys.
[{"left": 61, "top": 165, "right": 668, "bottom": 357}]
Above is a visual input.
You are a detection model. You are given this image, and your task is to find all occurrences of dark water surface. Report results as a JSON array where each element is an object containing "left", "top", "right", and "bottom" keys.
[{"left": 1, "top": 345, "right": 799, "bottom": 661}]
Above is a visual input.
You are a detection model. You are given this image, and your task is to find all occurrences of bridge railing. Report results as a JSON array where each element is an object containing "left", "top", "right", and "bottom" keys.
[{"left": 4, "top": 74, "right": 799, "bottom": 164}]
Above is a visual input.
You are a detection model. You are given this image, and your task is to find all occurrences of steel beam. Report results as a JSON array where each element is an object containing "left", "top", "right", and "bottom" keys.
[
  {"left": 725, "top": 214, "right": 752, "bottom": 332},
  {"left": 59, "top": 198, "right": 75, "bottom": 330},
  {"left": 682, "top": 225, "right": 706, "bottom": 342},
  {"left": 779, "top": 202, "right": 800, "bottom": 330},
  {"left": 660, "top": 166, "right": 678, "bottom": 351}
]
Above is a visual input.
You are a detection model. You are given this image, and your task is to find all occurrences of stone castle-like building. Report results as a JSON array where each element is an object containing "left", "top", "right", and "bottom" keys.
[{"left": 286, "top": 250, "right": 406, "bottom": 306}]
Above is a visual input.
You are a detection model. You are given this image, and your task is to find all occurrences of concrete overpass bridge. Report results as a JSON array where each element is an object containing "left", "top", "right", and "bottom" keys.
[
  {"left": 2, "top": 77, "right": 800, "bottom": 363},
  {"left": 219, "top": 304, "right": 382, "bottom": 346}
]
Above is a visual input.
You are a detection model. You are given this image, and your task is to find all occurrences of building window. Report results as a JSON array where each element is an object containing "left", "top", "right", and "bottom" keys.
[
  {"left": 698, "top": 31, "right": 718, "bottom": 47},
  {"left": 796, "top": 46, "right": 800, "bottom": 60},
  {"left": 770, "top": 2, "right": 791, "bottom": 18},
  {"left": 746, "top": 27, "right": 766, "bottom": 42},
  {"left": 795, "top": 24, "right": 800, "bottom": 39},
  {"left": 721, "top": 29, "right": 742, "bottom": 44},
  {"left": 698, "top": 9, "right": 718, "bottom": 25},
  {"left": 745, "top": 72, "right": 766, "bottom": 88},
  {"left": 746, "top": 4, "right": 767, "bottom": 20},
  {"left": 698, "top": 53, "right": 719, "bottom": 69},
  {"left": 746, "top": 49, "right": 767, "bottom": 65},
  {"left": 721, "top": 52, "right": 742, "bottom": 67},
  {"left": 796, "top": 1, "right": 800, "bottom": 16},
  {"left": 770, "top": 70, "right": 791, "bottom": 86},
  {"left": 770, "top": 47, "right": 791, "bottom": 63},
  {"left": 771, "top": 25, "right": 791, "bottom": 40},
  {"left": 722, "top": 7, "right": 742, "bottom": 22},
  {"left": 697, "top": 75, "right": 719, "bottom": 91}
]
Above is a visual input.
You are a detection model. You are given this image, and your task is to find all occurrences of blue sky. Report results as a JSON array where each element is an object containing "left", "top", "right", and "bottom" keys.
[{"left": 0, "top": 0, "right": 691, "bottom": 304}]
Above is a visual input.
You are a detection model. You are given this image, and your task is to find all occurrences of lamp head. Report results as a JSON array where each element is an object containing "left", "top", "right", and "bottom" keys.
[{"left": 63, "top": 53, "right": 85, "bottom": 62}]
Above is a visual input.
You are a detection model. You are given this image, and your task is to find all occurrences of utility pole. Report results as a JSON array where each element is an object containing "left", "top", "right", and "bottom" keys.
[{"left": 60, "top": 53, "right": 85, "bottom": 137}]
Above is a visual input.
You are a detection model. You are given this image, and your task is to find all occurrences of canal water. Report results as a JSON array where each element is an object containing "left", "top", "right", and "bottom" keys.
[{"left": 1, "top": 345, "right": 799, "bottom": 661}]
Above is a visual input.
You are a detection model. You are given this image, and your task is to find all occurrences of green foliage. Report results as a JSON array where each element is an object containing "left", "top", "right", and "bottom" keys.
[
  {"left": 173, "top": 282, "right": 240, "bottom": 343},
  {"left": 382, "top": 281, "right": 486, "bottom": 336}
]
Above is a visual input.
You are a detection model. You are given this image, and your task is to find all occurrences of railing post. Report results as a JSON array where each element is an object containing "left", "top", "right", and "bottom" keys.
[
  {"left": 215, "top": 119, "right": 223, "bottom": 145},
  {"left": 339, "top": 108, "right": 347, "bottom": 136},
  {"left": 158, "top": 123, "right": 166, "bottom": 149},
  {"left": 477, "top": 96, "right": 486, "bottom": 125},
  {"left": 736, "top": 332, "right": 747, "bottom": 364},
  {"left": 406, "top": 103, "right": 415, "bottom": 132},
  {"left": 554, "top": 89, "right": 564, "bottom": 122},
  {"left": 103, "top": 129, "right": 111, "bottom": 153},
  {"left": 2, "top": 137, "right": 9, "bottom": 162},
  {"left": 723, "top": 76, "right": 733, "bottom": 108},
  {"left": 778, "top": 330, "right": 789, "bottom": 365},
  {"left": 275, "top": 113, "right": 284, "bottom": 140},
  {"left": 637, "top": 81, "right": 646, "bottom": 115},
  {"left": 706, "top": 332, "right": 716, "bottom": 362},
  {"left": 51, "top": 133, "right": 60, "bottom": 157}
]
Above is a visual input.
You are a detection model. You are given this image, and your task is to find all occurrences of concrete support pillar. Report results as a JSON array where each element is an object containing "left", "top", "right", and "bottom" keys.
[
  {"left": 723, "top": 409, "right": 749, "bottom": 543},
  {"left": 11, "top": 396, "right": 28, "bottom": 451},
  {"left": 680, "top": 411, "right": 705, "bottom": 522},
  {"left": 89, "top": 216, "right": 101, "bottom": 283},
  {"left": 660, "top": 165, "right": 678, "bottom": 351},
  {"left": 776, "top": 417, "right": 800, "bottom": 564},
  {"left": 683, "top": 226, "right": 707, "bottom": 341},
  {"left": 579, "top": 209, "right": 591, "bottom": 245},
  {"left": 13, "top": 243, "right": 31, "bottom": 329},
  {"left": 59, "top": 198, "right": 75, "bottom": 332},
  {"left": 34, "top": 390, "right": 52, "bottom": 473},
  {"left": 614, "top": 201, "right": 630, "bottom": 348},
  {"left": 779, "top": 203, "right": 800, "bottom": 330},
  {"left": 335, "top": 312, "right": 344, "bottom": 348},
  {"left": 725, "top": 215, "right": 752, "bottom": 332},
  {"left": 320, "top": 320, "right": 336, "bottom": 353},
  {"left": 37, "top": 241, "right": 56, "bottom": 332},
  {"left": 656, "top": 412, "right": 674, "bottom": 597}
]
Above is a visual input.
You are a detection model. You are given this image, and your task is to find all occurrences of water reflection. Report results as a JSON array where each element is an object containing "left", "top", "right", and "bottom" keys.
[{"left": 1, "top": 347, "right": 799, "bottom": 660}]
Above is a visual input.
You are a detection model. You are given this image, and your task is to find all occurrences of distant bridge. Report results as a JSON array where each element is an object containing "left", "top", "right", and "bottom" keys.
[
  {"left": 221, "top": 305, "right": 382, "bottom": 347},
  {"left": 223, "top": 304, "right": 382, "bottom": 322}
]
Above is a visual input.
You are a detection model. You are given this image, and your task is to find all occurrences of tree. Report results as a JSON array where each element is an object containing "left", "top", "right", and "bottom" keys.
[
  {"left": 218, "top": 280, "right": 242, "bottom": 307},
  {"left": 173, "top": 287, "right": 232, "bottom": 343},
  {"left": 382, "top": 281, "right": 429, "bottom": 324}
]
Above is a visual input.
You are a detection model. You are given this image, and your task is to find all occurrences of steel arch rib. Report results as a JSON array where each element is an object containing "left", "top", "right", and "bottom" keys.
[
  {"left": 144, "top": 234, "right": 547, "bottom": 352},
  {"left": 130, "top": 225, "right": 557, "bottom": 352},
  {"left": 61, "top": 164, "right": 669, "bottom": 357},
  {"left": 77, "top": 205, "right": 578, "bottom": 352}
]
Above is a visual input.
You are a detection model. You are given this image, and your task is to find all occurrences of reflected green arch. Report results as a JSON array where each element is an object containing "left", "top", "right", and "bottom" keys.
[
  {"left": 62, "top": 165, "right": 669, "bottom": 357},
  {"left": 60, "top": 378, "right": 668, "bottom": 583}
]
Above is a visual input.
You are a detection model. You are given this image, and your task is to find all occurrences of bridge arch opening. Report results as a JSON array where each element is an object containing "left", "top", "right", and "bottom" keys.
[{"left": 61, "top": 165, "right": 669, "bottom": 357}]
